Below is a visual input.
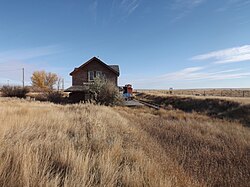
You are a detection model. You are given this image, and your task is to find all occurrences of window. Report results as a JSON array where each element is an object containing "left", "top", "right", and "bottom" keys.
[
  {"left": 96, "top": 71, "right": 102, "bottom": 78},
  {"left": 88, "top": 71, "right": 94, "bottom": 81}
]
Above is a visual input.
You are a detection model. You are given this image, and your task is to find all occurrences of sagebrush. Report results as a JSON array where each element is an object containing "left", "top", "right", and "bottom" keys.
[{"left": 89, "top": 77, "right": 123, "bottom": 106}]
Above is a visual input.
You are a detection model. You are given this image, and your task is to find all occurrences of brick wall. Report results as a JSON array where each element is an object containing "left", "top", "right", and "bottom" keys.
[{"left": 72, "top": 60, "right": 118, "bottom": 86}]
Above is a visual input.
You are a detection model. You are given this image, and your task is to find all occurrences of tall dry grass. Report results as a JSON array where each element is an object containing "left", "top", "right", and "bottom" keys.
[
  {"left": 0, "top": 98, "right": 249, "bottom": 186},
  {"left": 0, "top": 98, "right": 171, "bottom": 187},
  {"left": 116, "top": 107, "right": 250, "bottom": 187}
]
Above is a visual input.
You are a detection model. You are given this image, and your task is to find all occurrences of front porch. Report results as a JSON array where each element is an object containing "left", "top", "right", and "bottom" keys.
[{"left": 64, "top": 85, "right": 92, "bottom": 103}]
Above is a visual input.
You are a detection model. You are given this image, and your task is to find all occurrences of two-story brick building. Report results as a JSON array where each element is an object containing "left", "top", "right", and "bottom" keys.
[{"left": 65, "top": 57, "right": 120, "bottom": 102}]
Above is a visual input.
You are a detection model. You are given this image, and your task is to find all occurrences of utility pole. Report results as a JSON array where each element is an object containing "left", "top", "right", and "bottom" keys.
[
  {"left": 57, "top": 78, "right": 60, "bottom": 91},
  {"left": 22, "top": 68, "right": 25, "bottom": 88},
  {"left": 62, "top": 78, "right": 64, "bottom": 90}
]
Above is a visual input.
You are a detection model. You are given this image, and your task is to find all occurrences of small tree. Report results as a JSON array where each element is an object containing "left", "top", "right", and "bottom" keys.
[
  {"left": 31, "top": 71, "right": 58, "bottom": 91},
  {"left": 89, "top": 77, "right": 123, "bottom": 106}
]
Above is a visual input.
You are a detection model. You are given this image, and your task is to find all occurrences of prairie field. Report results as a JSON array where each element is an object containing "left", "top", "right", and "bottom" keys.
[
  {"left": 136, "top": 92, "right": 250, "bottom": 127},
  {"left": 136, "top": 89, "right": 250, "bottom": 102},
  {"left": 0, "top": 97, "right": 250, "bottom": 187}
]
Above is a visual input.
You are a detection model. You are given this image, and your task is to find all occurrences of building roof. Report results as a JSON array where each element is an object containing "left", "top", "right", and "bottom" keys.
[
  {"left": 70, "top": 57, "right": 120, "bottom": 76},
  {"left": 64, "top": 85, "right": 90, "bottom": 92},
  {"left": 109, "top": 65, "right": 119, "bottom": 74}
]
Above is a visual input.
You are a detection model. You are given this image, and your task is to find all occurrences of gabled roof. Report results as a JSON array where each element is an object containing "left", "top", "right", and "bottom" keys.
[
  {"left": 109, "top": 65, "right": 119, "bottom": 74},
  {"left": 70, "top": 57, "right": 120, "bottom": 76}
]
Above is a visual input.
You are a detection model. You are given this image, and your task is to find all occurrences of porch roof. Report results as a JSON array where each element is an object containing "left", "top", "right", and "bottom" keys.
[{"left": 64, "top": 85, "right": 90, "bottom": 92}]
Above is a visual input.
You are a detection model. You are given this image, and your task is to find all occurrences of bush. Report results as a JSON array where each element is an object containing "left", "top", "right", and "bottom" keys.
[
  {"left": 45, "top": 91, "right": 65, "bottom": 104},
  {"left": 1, "top": 86, "right": 29, "bottom": 98},
  {"left": 89, "top": 78, "right": 123, "bottom": 106},
  {"left": 31, "top": 93, "right": 48, "bottom": 102},
  {"left": 27, "top": 91, "right": 65, "bottom": 104}
]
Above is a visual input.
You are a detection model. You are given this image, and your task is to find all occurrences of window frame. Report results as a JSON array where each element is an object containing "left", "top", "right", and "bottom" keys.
[{"left": 88, "top": 71, "right": 95, "bottom": 82}]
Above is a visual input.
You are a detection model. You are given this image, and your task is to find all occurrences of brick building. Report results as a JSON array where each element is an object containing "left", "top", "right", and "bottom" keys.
[{"left": 65, "top": 57, "right": 120, "bottom": 102}]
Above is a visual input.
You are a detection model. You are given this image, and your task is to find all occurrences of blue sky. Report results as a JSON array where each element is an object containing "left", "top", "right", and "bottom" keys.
[{"left": 0, "top": 0, "right": 250, "bottom": 89}]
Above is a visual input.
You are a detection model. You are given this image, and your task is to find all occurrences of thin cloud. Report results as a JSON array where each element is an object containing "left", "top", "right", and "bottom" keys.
[
  {"left": 120, "top": 0, "right": 140, "bottom": 16},
  {"left": 0, "top": 45, "right": 64, "bottom": 63},
  {"left": 191, "top": 45, "right": 250, "bottom": 64},
  {"left": 0, "top": 60, "right": 71, "bottom": 86},
  {"left": 126, "top": 66, "right": 250, "bottom": 89},
  {"left": 89, "top": 0, "right": 98, "bottom": 23},
  {"left": 216, "top": 0, "right": 250, "bottom": 25},
  {"left": 171, "top": 0, "right": 206, "bottom": 22},
  {"left": 216, "top": 0, "right": 250, "bottom": 12},
  {"left": 160, "top": 67, "right": 250, "bottom": 81},
  {"left": 0, "top": 45, "right": 66, "bottom": 86},
  {"left": 105, "top": 0, "right": 141, "bottom": 23},
  {"left": 172, "top": 0, "right": 206, "bottom": 9}
]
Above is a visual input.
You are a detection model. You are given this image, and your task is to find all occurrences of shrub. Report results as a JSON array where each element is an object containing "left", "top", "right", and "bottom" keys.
[
  {"left": 45, "top": 91, "right": 65, "bottom": 104},
  {"left": 89, "top": 78, "right": 123, "bottom": 106},
  {"left": 31, "top": 93, "right": 48, "bottom": 102},
  {"left": 28, "top": 91, "right": 65, "bottom": 104},
  {"left": 1, "top": 86, "right": 29, "bottom": 98}
]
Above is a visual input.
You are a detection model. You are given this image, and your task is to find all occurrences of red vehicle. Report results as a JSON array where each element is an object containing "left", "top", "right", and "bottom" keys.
[{"left": 123, "top": 84, "right": 133, "bottom": 100}]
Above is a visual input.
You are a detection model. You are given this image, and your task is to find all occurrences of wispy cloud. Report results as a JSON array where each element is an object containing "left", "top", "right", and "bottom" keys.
[
  {"left": 0, "top": 60, "right": 71, "bottom": 86},
  {"left": 160, "top": 67, "right": 250, "bottom": 81},
  {"left": 89, "top": 0, "right": 98, "bottom": 23},
  {"left": 216, "top": 0, "right": 250, "bottom": 25},
  {"left": 124, "top": 66, "right": 250, "bottom": 89},
  {"left": 171, "top": 0, "right": 206, "bottom": 22},
  {"left": 0, "top": 45, "right": 66, "bottom": 86},
  {"left": 120, "top": 0, "right": 140, "bottom": 16},
  {"left": 100, "top": 0, "right": 140, "bottom": 24},
  {"left": 216, "top": 0, "right": 250, "bottom": 12},
  {"left": 191, "top": 45, "right": 250, "bottom": 64},
  {"left": 0, "top": 45, "right": 63, "bottom": 63},
  {"left": 172, "top": 0, "right": 206, "bottom": 9}
]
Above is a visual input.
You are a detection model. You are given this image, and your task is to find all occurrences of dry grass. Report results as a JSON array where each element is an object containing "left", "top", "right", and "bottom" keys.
[
  {"left": 0, "top": 98, "right": 250, "bottom": 186},
  {"left": 116, "top": 107, "right": 250, "bottom": 187},
  {"left": 136, "top": 89, "right": 250, "bottom": 104},
  {"left": 136, "top": 92, "right": 250, "bottom": 126},
  {"left": 0, "top": 98, "right": 170, "bottom": 187}
]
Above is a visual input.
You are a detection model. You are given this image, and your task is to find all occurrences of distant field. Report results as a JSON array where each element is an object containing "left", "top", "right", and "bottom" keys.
[
  {"left": 135, "top": 92, "right": 250, "bottom": 126},
  {"left": 0, "top": 98, "right": 249, "bottom": 186},
  {"left": 136, "top": 88, "right": 250, "bottom": 98},
  {"left": 135, "top": 89, "right": 250, "bottom": 105}
]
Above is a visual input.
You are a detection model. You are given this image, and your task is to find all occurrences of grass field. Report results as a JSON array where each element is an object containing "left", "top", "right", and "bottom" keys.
[
  {"left": 0, "top": 97, "right": 249, "bottom": 186},
  {"left": 136, "top": 92, "right": 250, "bottom": 127},
  {"left": 136, "top": 88, "right": 250, "bottom": 99},
  {"left": 136, "top": 90, "right": 250, "bottom": 104}
]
